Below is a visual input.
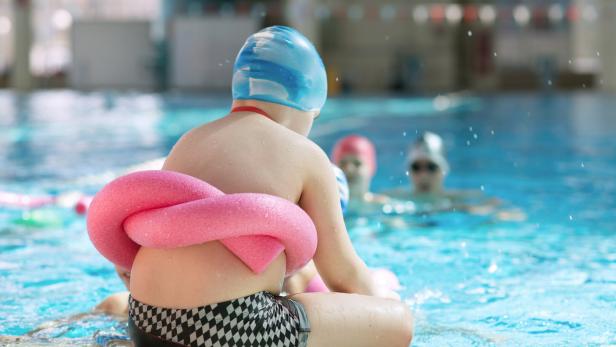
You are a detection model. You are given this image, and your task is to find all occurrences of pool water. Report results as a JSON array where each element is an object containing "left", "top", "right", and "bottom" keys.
[{"left": 1, "top": 91, "right": 615, "bottom": 346}]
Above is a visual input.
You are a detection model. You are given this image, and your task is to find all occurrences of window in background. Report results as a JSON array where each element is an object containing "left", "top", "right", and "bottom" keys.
[{"left": 30, "top": 0, "right": 160, "bottom": 84}]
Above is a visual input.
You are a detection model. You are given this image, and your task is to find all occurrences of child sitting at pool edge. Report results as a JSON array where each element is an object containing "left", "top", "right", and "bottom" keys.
[{"left": 88, "top": 25, "right": 413, "bottom": 347}]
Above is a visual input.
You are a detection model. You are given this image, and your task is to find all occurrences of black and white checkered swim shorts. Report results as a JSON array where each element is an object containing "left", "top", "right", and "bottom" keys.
[{"left": 128, "top": 292, "right": 310, "bottom": 347}]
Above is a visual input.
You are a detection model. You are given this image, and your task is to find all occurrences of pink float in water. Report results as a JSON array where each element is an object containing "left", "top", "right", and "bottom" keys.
[
  {"left": 0, "top": 191, "right": 55, "bottom": 209},
  {"left": 0, "top": 190, "right": 93, "bottom": 217},
  {"left": 74, "top": 196, "right": 93, "bottom": 215}
]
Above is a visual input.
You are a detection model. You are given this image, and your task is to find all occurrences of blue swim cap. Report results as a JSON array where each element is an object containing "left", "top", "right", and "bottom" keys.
[
  {"left": 232, "top": 26, "right": 328, "bottom": 112},
  {"left": 332, "top": 164, "right": 349, "bottom": 214}
]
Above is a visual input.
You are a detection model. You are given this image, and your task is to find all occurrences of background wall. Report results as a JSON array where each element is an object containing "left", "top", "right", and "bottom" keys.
[
  {"left": 70, "top": 21, "right": 155, "bottom": 90},
  {"left": 169, "top": 16, "right": 258, "bottom": 90},
  {"left": 1, "top": 0, "right": 615, "bottom": 93}
]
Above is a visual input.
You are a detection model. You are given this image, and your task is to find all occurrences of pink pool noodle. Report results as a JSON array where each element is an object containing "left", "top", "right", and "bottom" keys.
[
  {"left": 305, "top": 268, "right": 401, "bottom": 293},
  {"left": 331, "top": 135, "right": 377, "bottom": 176},
  {"left": 305, "top": 273, "right": 329, "bottom": 293},
  {"left": 86, "top": 170, "right": 317, "bottom": 275}
]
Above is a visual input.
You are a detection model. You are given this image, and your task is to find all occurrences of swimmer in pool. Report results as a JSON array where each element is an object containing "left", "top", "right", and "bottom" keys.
[
  {"left": 387, "top": 131, "right": 526, "bottom": 221},
  {"left": 123, "top": 26, "right": 412, "bottom": 347},
  {"left": 331, "top": 135, "right": 390, "bottom": 212}
]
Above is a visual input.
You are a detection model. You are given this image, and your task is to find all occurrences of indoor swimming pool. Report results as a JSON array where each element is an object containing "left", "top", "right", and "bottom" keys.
[{"left": 1, "top": 91, "right": 615, "bottom": 346}]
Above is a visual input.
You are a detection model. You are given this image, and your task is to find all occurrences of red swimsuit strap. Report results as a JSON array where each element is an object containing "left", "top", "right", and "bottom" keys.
[{"left": 230, "top": 106, "right": 270, "bottom": 119}]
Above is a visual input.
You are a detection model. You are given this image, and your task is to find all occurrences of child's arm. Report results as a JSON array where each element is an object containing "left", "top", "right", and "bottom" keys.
[{"left": 299, "top": 147, "right": 396, "bottom": 299}]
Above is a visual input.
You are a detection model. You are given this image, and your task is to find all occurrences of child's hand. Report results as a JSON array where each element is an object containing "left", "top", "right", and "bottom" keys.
[{"left": 375, "top": 287, "right": 401, "bottom": 301}]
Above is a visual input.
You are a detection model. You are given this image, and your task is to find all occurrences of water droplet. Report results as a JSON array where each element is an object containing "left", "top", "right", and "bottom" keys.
[
  {"left": 335, "top": 76, "right": 339, "bottom": 82},
  {"left": 568, "top": 59, "right": 572, "bottom": 64},
  {"left": 468, "top": 126, "right": 473, "bottom": 131},
  {"left": 581, "top": 162, "right": 585, "bottom": 168},
  {"left": 491, "top": 130, "right": 495, "bottom": 135},
  {"left": 466, "top": 140, "right": 471, "bottom": 146},
  {"left": 467, "top": 30, "right": 473, "bottom": 37},
  {"left": 480, "top": 185, "right": 485, "bottom": 191},
  {"left": 493, "top": 52, "right": 498, "bottom": 57},
  {"left": 547, "top": 80, "right": 553, "bottom": 86},
  {"left": 473, "top": 133, "right": 478, "bottom": 139},
  {"left": 596, "top": 51, "right": 601, "bottom": 57},
  {"left": 569, "top": 215, "right": 574, "bottom": 221},
  {"left": 403, "top": 131, "right": 407, "bottom": 137},
  {"left": 488, "top": 262, "right": 498, "bottom": 273},
  {"left": 405, "top": 170, "right": 409, "bottom": 176}
]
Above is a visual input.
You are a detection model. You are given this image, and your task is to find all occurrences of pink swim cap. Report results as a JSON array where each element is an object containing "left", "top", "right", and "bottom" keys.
[{"left": 331, "top": 135, "right": 377, "bottom": 177}]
